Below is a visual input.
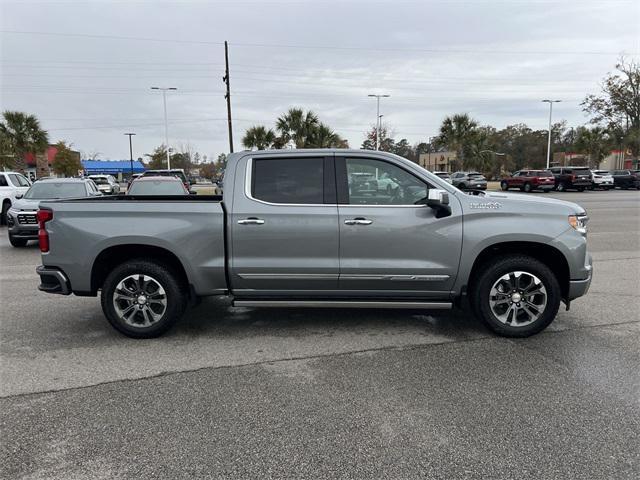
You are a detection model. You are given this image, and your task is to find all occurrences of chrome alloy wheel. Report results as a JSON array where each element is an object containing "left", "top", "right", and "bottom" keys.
[
  {"left": 489, "top": 271, "right": 547, "bottom": 327},
  {"left": 112, "top": 274, "right": 167, "bottom": 328}
]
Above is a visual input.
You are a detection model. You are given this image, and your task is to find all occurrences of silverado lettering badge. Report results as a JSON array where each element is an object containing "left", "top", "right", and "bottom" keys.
[{"left": 469, "top": 202, "right": 502, "bottom": 209}]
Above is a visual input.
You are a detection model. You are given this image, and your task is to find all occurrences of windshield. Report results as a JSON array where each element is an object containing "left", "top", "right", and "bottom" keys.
[
  {"left": 90, "top": 177, "right": 109, "bottom": 185},
  {"left": 128, "top": 180, "right": 187, "bottom": 195},
  {"left": 25, "top": 182, "right": 87, "bottom": 199},
  {"left": 468, "top": 173, "right": 484, "bottom": 178},
  {"left": 572, "top": 168, "right": 590, "bottom": 174}
]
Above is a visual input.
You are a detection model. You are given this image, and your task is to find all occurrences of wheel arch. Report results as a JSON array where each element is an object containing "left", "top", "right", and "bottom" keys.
[
  {"left": 91, "top": 244, "right": 190, "bottom": 294},
  {"left": 466, "top": 241, "right": 570, "bottom": 301}
]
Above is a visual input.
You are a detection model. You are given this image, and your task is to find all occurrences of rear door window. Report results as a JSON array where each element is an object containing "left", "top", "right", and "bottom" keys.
[
  {"left": 0, "top": 175, "right": 7, "bottom": 187},
  {"left": 252, "top": 157, "right": 325, "bottom": 204}
]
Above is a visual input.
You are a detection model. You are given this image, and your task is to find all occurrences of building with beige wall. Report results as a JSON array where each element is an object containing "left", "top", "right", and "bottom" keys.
[{"left": 419, "top": 150, "right": 458, "bottom": 172}]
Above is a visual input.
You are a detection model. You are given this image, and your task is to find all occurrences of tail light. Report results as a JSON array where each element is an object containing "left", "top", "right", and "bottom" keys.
[{"left": 37, "top": 208, "right": 53, "bottom": 253}]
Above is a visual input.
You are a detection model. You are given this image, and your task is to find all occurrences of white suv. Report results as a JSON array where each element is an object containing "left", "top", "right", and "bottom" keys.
[
  {"left": 88, "top": 175, "right": 121, "bottom": 195},
  {"left": 590, "top": 170, "right": 614, "bottom": 190},
  {"left": 1, "top": 172, "right": 32, "bottom": 225}
]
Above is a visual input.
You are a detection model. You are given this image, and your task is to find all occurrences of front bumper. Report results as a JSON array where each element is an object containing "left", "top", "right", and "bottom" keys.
[
  {"left": 36, "top": 266, "right": 71, "bottom": 295},
  {"left": 7, "top": 225, "right": 38, "bottom": 240},
  {"left": 567, "top": 254, "right": 592, "bottom": 301}
]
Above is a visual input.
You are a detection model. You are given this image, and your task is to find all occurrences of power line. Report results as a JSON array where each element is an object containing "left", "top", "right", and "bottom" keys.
[{"left": 1, "top": 30, "right": 636, "bottom": 56}]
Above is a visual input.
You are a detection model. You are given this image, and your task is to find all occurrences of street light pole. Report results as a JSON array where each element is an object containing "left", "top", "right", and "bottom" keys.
[
  {"left": 124, "top": 133, "right": 136, "bottom": 176},
  {"left": 368, "top": 94, "right": 390, "bottom": 150},
  {"left": 542, "top": 99, "right": 561, "bottom": 169},
  {"left": 151, "top": 87, "right": 177, "bottom": 170}
]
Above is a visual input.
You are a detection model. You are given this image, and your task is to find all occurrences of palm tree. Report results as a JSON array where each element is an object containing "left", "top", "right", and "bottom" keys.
[
  {"left": 308, "top": 123, "right": 347, "bottom": 148},
  {"left": 275, "top": 108, "right": 320, "bottom": 148},
  {"left": 575, "top": 126, "right": 612, "bottom": 168},
  {"left": 242, "top": 125, "right": 276, "bottom": 150},
  {"left": 438, "top": 113, "right": 479, "bottom": 169},
  {"left": 0, "top": 111, "right": 49, "bottom": 172}
]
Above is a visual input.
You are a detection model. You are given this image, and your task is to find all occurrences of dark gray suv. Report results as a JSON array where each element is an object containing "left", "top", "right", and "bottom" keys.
[
  {"left": 6, "top": 178, "right": 100, "bottom": 247},
  {"left": 451, "top": 171, "right": 488, "bottom": 190}
]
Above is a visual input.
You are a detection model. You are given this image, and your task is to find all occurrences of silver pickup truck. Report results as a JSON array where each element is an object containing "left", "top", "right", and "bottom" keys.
[{"left": 36, "top": 149, "right": 592, "bottom": 338}]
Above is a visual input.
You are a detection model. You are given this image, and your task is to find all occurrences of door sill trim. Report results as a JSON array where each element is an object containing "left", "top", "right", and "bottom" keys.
[{"left": 232, "top": 300, "right": 452, "bottom": 309}]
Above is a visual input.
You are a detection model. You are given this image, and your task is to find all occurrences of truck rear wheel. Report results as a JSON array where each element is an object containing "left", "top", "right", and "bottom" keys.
[
  {"left": 471, "top": 255, "right": 561, "bottom": 337},
  {"left": 100, "top": 259, "right": 187, "bottom": 338}
]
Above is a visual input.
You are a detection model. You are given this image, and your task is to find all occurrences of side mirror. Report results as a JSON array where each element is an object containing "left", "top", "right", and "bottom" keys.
[
  {"left": 15, "top": 193, "right": 23, "bottom": 200},
  {"left": 425, "top": 189, "right": 451, "bottom": 218}
]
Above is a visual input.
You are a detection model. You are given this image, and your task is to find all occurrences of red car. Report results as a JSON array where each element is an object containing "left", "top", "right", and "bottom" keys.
[{"left": 500, "top": 170, "right": 555, "bottom": 192}]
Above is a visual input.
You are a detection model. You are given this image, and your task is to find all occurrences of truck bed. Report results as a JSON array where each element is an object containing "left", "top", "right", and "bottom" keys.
[{"left": 39, "top": 196, "right": 227, "bottom": 296}]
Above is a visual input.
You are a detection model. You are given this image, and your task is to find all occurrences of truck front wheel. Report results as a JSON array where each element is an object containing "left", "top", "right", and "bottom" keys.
[
  {"left": 471, "top": 255, "right": 561, "bottom": 337},
  {"left": 100, "top": 259, "right": 187, "bottom": 338}
]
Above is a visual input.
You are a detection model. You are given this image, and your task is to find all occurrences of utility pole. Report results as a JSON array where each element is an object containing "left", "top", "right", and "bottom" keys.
[
  {"left": 223, "top": 41, "right": 234, "bottom": 153},
  {"left": 368, "top": 94, "right": 390, "bottom": 150},
  {"left": 124, "top": 133, "right": 136, "bottom": 176},
  {"left": 542, "top": 99, "right": 561, "bottom": 169},
  {"left": 151, "top": 86, "right": 177, "bottom": 169}
]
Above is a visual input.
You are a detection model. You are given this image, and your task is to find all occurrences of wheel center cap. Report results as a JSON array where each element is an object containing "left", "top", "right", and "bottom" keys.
[
  {"left": 137, "top": 295, "right": 147, "bottom": 305},
  {"left": 511, "top": 292, "right": 522, "bottom": 303}
]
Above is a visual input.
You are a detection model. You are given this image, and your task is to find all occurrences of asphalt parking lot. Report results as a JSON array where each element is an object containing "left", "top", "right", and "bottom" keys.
[{"left": 1, "top": 190, "right": 639, "bottom": 479}]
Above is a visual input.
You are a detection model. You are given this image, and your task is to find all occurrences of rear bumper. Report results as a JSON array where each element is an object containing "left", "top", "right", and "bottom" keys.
[{"left": 36, "top": 266, "right": 71, "bottom": 295}]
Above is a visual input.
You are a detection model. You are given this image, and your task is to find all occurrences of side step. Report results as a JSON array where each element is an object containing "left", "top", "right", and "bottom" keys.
[{"left": 232, "top": 300, "right": 452, "bottom": 309}]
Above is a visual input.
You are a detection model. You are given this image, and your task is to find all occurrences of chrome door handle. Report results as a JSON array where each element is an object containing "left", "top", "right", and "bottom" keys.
[
  {"left": 238, "top": 218, "right": 265, "bottom": 225},
  {"left": 344, "top": 218, "right": 373, "bottom": 225}
]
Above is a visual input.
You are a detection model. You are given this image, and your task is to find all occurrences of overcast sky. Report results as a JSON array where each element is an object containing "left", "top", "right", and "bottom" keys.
[{"left": 1, "top": 0, "right": 639, "bottom": 161}]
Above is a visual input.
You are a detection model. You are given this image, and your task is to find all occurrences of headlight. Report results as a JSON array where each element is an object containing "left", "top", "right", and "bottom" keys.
[{"left": 568, "top": 214, "right": 588, "bottom": 234}]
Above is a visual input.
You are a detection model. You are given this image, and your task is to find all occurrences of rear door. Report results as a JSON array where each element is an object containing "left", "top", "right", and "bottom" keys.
[
  {"left": 336, "top": 155, "right": 462, "bottom": 297},
  {"left": 230, "top": 154, "right": 340, "bottom": 295}
]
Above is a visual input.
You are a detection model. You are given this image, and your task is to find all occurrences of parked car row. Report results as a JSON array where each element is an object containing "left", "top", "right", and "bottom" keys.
[
  {"left": 429, "top": 167, "right": 639, "bottom": 193},
  {"left": 3, "top": 172, "right": 198, "bottom": 247},
  {"left": 501, "top": 167, "right": 639, "bottom": 192}
]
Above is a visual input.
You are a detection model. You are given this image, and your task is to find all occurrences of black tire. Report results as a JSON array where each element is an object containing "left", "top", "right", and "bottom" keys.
[
  {"left": 100, "top": 259, "right": 187, "bottom": 338},
  {"left": 500, "top": 181, "right": 508, "bottom": 191},
  {"left": 523, "top": 182, "right": 532, "bottom": 193},
  {"left": 8, "top": 234, "right": 28, "bottom": 247},
  {"left": 471, "top": 255, "right": 561, "bottom": 338},
  {"left": 1, "top": 201, "right": 10, "bottom": 226},
  {"left": 557, "top": 182, "right": 566, "bottom": 192},
  {"left": 577, "top": 186, "right": 585, "bottom": 192}
]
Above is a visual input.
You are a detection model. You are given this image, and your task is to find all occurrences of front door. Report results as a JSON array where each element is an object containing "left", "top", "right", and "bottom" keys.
[
  {"left": 230, "top": 154, "right": 339, "bottom": 295},
  {"left": 336, "top": 155, "right": 462, "bottom": 297}
]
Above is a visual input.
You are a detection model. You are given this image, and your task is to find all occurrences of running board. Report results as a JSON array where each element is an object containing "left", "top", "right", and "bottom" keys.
[{"left": 232, "top": 300, "right": 452, "bottom": 309}]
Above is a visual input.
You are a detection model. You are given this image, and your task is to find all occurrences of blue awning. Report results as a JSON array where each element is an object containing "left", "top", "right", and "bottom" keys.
[{"left": 81, "top": 160, "right": 146, "bottom": 174}]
